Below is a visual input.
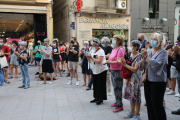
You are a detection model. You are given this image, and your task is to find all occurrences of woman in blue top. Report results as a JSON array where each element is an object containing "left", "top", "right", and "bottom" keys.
[
  {"left": 140, "top": 32, "right": 168, "bottom": 120},
  {"left": 15, "top": 41, "right": 30, "bottom": 89}
]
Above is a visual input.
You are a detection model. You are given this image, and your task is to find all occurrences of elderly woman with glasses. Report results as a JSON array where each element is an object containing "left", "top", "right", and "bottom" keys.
[
  {"left": 139, "top": 32, "right": 168, "bottom": 120},
  {"left": 86, "top": 38, "right": 108, "bottom": 105},
  {"left": 40, "top": 38, "right": 53, "bottom": 85},
  {"left": 14, "top": 41, "right": 30, "bottom": 89}
]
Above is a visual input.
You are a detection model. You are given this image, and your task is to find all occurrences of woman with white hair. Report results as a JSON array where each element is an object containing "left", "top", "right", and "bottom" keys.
[
  {"left": 140, "top": 32, "right": 168, "bottom": 120},
  {"left": 86, "top": 38, "right": 108, "bottom": 105},
  {"left": 101, "top": 37, "right": 113, "bottom": 96},
  {"left": 15, "top": 41, "right": 30, "bottom": 89},
  {"left": 40, "top": 38, "right": 53, "bottom": 85},
  {"left": 116, "top": 40, "right": 142, "bottom": 119}
]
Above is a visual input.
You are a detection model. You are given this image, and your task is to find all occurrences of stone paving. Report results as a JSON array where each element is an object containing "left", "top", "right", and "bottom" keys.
[{"left": 0, "top": 66, "right": 180, "bottom": 120}]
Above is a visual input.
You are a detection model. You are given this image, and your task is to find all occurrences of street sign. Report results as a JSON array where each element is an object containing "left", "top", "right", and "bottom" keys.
[{"left": 70, "top": 24, "right": 75, "bottom": 30}]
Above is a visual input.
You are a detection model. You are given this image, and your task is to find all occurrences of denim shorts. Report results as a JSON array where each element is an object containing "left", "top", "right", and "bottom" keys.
[{"left": 35, "top": 57, "right": 41, "bottom": 62}]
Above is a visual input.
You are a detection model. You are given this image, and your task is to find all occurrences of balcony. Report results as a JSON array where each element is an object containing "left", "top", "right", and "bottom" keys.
[{"left": 81, "top": 0, "right": 126, "bottom": 14}]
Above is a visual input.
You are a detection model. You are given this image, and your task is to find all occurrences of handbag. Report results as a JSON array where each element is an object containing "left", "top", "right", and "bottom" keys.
[
  {"left": 120, "top": 54, "right": 140, "bottom": 79},
  {"left": 0, "top": 56, "right": 8, "bottom": 69},
  {"left": 79, "top": 55, "right": 84, "bottom": 66}
]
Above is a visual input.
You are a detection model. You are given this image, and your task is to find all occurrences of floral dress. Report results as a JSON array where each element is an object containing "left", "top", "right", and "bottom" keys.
[{"left": 123, "top": 54, "right": 142, "bottom": 103}]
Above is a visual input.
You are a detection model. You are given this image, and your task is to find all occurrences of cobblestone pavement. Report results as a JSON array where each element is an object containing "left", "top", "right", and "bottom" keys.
[{"left": 0, "top": 66, "right": 180, "bottom": 120}]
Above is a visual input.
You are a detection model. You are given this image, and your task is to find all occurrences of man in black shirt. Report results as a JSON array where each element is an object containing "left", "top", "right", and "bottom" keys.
[
  {"left": 67, "top": 40, "right": 79, "bottom": 86},
  {"left": 101, "top": 37, "right": 113, "bottom": 96}
]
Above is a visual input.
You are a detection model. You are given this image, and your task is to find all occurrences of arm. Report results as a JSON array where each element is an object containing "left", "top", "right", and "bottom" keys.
[
  {"left": 5, "top": 47, "right": 10, "bottom": 56},
  {"left": 91, "top": 56, "right": 104, "bottom": 64},
  {"left": 108, "top": 48, "right": 125, "bottom": 64},
  {"left": 72, "top": 48, "right": 78, "bottom": 54},
  {"left": 33, "top": 46, "right": 38, "bottom": 54},
  {"left": 105, "top": 53, "right": 110, "bottom": 59},
  {"left": 124, "top": 62, "right": 139, "bottom": 73},
  {"left": 19, "top": 53, "right": 28, "bottom": 60}
]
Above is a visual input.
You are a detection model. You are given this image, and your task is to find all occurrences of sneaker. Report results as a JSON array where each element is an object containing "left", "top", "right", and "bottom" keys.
[
  {"left": 123, "top": 112, "right": 135, "bottom": 119},
  {"left": 19, "top": 78, "right": 22, "bottom": 81},
  {"left": 24, "top": 86, "right": 28, "bottom": 89},
  {"left": 111, "top": 103, "right": 117, "bottom": 107},
  {"left": 175, "top": 93, "right": 180, "bottom": 97},
  {"left": 49, "top": 82, "right": 53, "bottom": 85},
  {"left": 35, "top": 72, "right": 40, "bottom": 75},
  {"left": 76, "top": 81, "right": 79, "bottom": 86},
  {"left": 60, "top": 74, "right": 63, "bottom": 77},
  {"left": 90, "top": 99, "right": 97, "bottom": 103},
  {"left": 131, "top": 114, "right": 141, "bottom": 120},
  {"left": 67, "top": 81, "right": 72, "bottom": 85},
  {"left": 167, "top": 90, "right": 175, "bottom": 95},
  {"left": 63, "top": 70, "right": 66, "bottom": 72},
  {"left": 113, "top": 106, "right": 123, "bottom": 112},
  {"left": 4, "top": 80, "right": 10, "bottom": 84},
  {"left": 54, "top": 75, "right": 57, "bottom": 78}
]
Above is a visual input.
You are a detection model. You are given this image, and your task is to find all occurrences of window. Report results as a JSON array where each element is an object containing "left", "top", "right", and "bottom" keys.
[{"left": 149, "top": 0, "right": 159, "bottom": 18}]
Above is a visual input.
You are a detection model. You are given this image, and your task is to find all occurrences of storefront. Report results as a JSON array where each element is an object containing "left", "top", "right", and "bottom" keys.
[
  {"left": 0, "top": 0, "right": 53, "bottom": 44},
  {"left": 175, "top": 5, "right": 180, "bottom": 43},
  {"left": 76, "top": 13, "right": 130, "bottom": 47}
]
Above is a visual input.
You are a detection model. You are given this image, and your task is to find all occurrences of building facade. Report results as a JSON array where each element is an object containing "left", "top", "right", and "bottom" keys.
[
  {"left": 130, "top": 0, "right": 176, "bottom": 43},
  {"left": 54, "top": 0, "right": 131, "bottom": 47},
  {"left": 0, "top": 0, "right": 53, "bottom": 43},
  {"left": 54, "top": 0, "right": 176, "bottom": 46}
]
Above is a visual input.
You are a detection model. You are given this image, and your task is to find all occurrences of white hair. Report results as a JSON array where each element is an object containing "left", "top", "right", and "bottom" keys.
[
  {"left": 53, "top": 38, "right": 58, "bottom": 42},
  {"left": 153, "top": 33, "right": 166, "bottom": 47},
  {"left": 101, "top": 37, "right": 110, "bottom": 44},
  {"left": 83, "top": 41, "right": 89, "bottom": 45},
  {"left": 20, "top": 41, "right": 27, "bottom": 46},
  {"left": 91, "top": 38, "right": 100, "bottom": 46},
  {"left": 44, "top": 38, "right": 49, "bottom": 42}
]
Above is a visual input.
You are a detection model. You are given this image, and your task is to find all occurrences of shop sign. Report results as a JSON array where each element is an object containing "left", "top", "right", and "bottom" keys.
[
  {"left": 100, "top": 24, "right": 128, "bottom": 29},
  {"left": 142, "top": 24, "right": 163, "bottom": 29},
  {"left": 79, "top": 18, "right": 129, "bottom": 29}
]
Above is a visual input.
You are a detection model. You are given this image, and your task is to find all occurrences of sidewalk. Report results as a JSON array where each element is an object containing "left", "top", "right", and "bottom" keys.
[{"left": 0, "top": 66, "right": 180, "bottom": 120}]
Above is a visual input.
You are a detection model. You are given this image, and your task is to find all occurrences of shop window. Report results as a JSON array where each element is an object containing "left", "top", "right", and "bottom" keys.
[{"left": 149, "top": 0, "right": 159, "bottom": 18}]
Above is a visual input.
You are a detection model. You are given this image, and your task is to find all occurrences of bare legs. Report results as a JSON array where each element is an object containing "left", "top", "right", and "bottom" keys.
[
  {"left": 83, "top": 74, "right": 86, "bottom": 85},
  {"left": 167, "top": 78, "right": 171, "bottom": 91},
  {"left": 36, "top": 61, "right": 40, "bottom": 73},
  {"left": 43, "top": 72, "right": 53, "bottom": 83},
  {"left": 10, "top": 65, "right": 18, "bottom": 77},
  {"left": 69, "top": 69, "right": 78, "bottom": 81},
  {"left": 3, "top": 68, "right": 8, "bottom": 81},
  {"left": 130, "top": 102, "right": 141, "bottom": 115},
  {"left": 171, "top": 78, "right": 176, "bottom": 91}
]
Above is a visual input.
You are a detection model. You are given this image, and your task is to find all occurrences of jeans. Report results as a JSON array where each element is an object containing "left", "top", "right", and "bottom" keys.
[
  {"left": 144, "top": 80, "right": 166, "bottom": 120},
  {"left": 19, "top": 65, "right": 30, "bottom": 87},
  {"left": 0, "top": 68, "right": 4, "bottom": 85},
  {"left": 87, "top": 74, "right": 93, "bottom": 88},
  {"left": 177, "top": 71, "right": 180, "bottom": 94}
]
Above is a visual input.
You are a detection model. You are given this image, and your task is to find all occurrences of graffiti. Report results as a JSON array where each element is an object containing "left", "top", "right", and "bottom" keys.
[{"left": 36, "top": 32, "right": 45, "bottom": 36}]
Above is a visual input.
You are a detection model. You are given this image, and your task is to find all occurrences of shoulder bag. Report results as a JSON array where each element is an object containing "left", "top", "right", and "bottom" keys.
[{"left": 0, "top": 56, "right": 8, "bottom": 69}]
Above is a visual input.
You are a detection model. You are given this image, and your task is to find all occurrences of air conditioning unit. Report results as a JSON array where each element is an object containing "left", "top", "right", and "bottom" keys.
[{"left": 116, "top": 0, "right": 126, "bottom": 9}]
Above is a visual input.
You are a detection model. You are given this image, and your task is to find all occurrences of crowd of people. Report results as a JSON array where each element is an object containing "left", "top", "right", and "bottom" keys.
[{"left": 0, "top": 31, "right": 180, "bottom": 120}]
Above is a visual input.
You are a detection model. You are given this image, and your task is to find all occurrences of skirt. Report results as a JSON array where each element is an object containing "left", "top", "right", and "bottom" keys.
[
  {"left": 61, "top": 53, "right": 66, "bottom": 61},
  {"left": 93, "top": 70, "right": 107, "bottom": 100},
  {"left": 42, "top": 59, "right": 53, "bottom": 73},
  {"left": 10, "top": 54, "right": 18, "bottom": 66}
]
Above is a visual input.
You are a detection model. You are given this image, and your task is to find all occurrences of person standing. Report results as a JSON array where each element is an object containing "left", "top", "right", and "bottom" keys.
[
  {"left": 101, "top": 37, "right": 113, "bottom": 96},
  {"left": 138, "top": 34, "right": 147, "bottom": 52},
  {"left": 86, "top": 38, "right": 108, "bottom": 105},
  {"left": 40, "top": 38, "right": 53, "bottom": 85},
  {"left": 9, "top": 40, "right": 19, "bottom": 78},
  {"left": 52, "top": 40, "right": 63, "bottom": 77},
  {"left": 60, "top": 41, "right": 66, "bottom": 72},
  {"left": 117, "top": 40, "right": 142, "bottom": 119},
  {"left": 140, "top": 32, "right": 167, "bottom": 120},
  {"left": 15, "top": 41, "right": 30, "bottom": 89},
  {"left": 34, "top": 40, "right": 44, "bottom": 75},
  {"left": 67, "top": 40, "right": 79, "bottom": 85},
  {"left": 103, "top": 35, "right": 125, "bottom": 112},
  {"left": 0, "top": 45, "right": 5, "bottom": 86},
  {"left": 0, "top": 39, "right": 10, "bottom": 84}
]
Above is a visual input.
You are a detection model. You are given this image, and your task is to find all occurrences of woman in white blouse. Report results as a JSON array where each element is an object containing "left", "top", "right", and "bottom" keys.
[{"left": 86, "top": 38, "right": 108, "bottom": 105}]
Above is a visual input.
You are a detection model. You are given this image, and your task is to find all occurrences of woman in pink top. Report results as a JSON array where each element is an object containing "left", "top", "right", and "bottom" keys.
[{"left": 103, "top": 35, "right": 125, "bottom": 112}]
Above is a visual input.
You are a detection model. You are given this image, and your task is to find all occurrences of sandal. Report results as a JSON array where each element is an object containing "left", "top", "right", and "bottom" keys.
[
  {"left": 41, "top": 82, "right": 46, "bottom": 85},
  {"left": 8, "top": 76, "right": 13, "bottom": 79},
  {"left": 4, "top": 80, "right": 10, "bottom": 84},
  {"left": 82, "top": 84, "right": 86, "bottom": 87},
  {"left": 86, "top": 87, "right": 91, "bottom": 90}
]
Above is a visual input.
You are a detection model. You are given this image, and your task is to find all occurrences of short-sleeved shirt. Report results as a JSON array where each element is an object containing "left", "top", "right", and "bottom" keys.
[
  {"left": 103, "top": 46, "right": 113, "bottom": 59},
  {"left": 42, "top": 46, "right": 52, "bottom": 59},
  {"left": 2, "top": 45, "right": 10, "bottom": 61},
  {"left": 68, "top": 45, "right": 79, "bottom": 62},
  {"left": 19, "top": 49, "right": 28, "bottom": 66},
  {"left": 52, "top": 47, "right": 59, "bottom": 59},
  {"left": 34, "top": 45, "right": 44, "bottom": 58},
  {"left": 90, "top": 49, "right": 108, "bottom": 74}
]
